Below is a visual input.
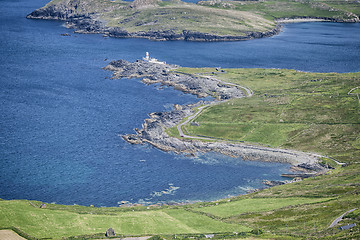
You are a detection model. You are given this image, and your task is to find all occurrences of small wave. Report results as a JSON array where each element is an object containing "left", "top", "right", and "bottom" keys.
[{"left": 150, "top": 184, "right": 180, "bottom": 198}]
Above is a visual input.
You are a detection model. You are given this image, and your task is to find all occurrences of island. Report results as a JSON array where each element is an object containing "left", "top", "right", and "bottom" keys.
[{"left": 26, "top": 0, "right": 360, "bottom": 41}]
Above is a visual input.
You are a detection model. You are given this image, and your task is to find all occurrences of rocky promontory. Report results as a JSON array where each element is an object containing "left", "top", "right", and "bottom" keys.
[
  {"left": 104, "top": 59, "right": 244, "bottom": 99},
  {"left": 105, "top": 58, "right": 326, "bottom": 173}
]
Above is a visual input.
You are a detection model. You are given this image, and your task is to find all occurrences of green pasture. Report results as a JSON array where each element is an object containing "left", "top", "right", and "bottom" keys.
[
  {"left": 201, "top": 0, "right": 355, "bottom": 20},
  {"left": 196, "top": 197, "right": 333, "bottom": 218},
  {"left": 0, "top": 200, "right": 247, "bottom": 239},
  {"left": 175, "top": 68, "right": 360, "bottom": 162}
]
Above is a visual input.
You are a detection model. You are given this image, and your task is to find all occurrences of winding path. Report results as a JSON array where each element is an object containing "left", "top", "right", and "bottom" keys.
[
  {"left": 204, "top": 75, "right": 253, "bottom": 97},
  {"left": 177, "top": 103, "right": 219, "bottom": 139},
  {"left": 328, "top": 208, "right": 357, "bottom": 228},
  {"left": 347, "top": 86, "right": 359, "bottom": 95},
  {"left": 177, "top": 73, "right": 253, "bottom": 139}
]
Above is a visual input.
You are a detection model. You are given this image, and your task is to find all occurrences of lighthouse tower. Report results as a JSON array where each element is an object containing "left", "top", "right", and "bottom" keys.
[
  {"left": 143, "top": 52, "right": 150, "bottom": 61},
  {"left": 142, "top": 52, "right": 166, "bottom": 64}
]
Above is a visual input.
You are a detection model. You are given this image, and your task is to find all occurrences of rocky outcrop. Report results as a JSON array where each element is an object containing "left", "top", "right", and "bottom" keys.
[
  {"left": 104, "top": 60, "right": 244, "bottom": 99},
  {"left": 181, "top": 27, "right": 282, "bottom": 42},
  {"left": 262, "top": 180, "right": 287, "bottom": 186}
]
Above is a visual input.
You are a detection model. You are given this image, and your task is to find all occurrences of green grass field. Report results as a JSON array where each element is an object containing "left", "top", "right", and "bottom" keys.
[
  {"left": 0, "top": 200, "right": 248, "bottom": 239},
  {"left": 175, "top": 68, "right": 360, "bottom": 163},
  {"left": 199, "top": 0, "right": 357, "bottom": 20},
  {"left": 196, "top": 197, "right": 334, "bottom": 218}
]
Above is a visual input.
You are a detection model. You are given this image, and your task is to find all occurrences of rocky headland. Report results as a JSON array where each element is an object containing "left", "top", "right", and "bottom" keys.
[
  {"left": 26, "top": 6, "right": 282, "bottom": 42},
  {"left": 105, "top": 59, "right": 328, "bottom": 174},
  {"left": 26, "top": 0, "right": 359, "bottom": 42}
]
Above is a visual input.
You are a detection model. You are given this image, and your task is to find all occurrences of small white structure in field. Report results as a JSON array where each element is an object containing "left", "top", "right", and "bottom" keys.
[{"left": 143, "top": 52, "right": 166, "bottom": 64}]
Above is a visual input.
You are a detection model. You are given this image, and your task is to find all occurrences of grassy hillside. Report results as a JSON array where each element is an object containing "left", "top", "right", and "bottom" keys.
[
  {"left": 199, "top": 0, "right": 360, "bottom": 20},
  {"left": 38, "top": 0, "right": 359, "bottom": 36},
  {"left": 163, "top": 68, "right": 360, "bottom": 238},
  {"left": 104, "top": 4, "right": 275, "bottom": 36},
  {"left": 175, "top": 68, "right": 360, "bottom": 163}
]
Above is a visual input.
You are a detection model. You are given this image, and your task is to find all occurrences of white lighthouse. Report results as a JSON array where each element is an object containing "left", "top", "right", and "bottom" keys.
[
  {"left": 142, "top": 52, "right": 166, "bottom": 64},
  {"left": 144, "top": 52, "right": 150, "bottom": 61}
]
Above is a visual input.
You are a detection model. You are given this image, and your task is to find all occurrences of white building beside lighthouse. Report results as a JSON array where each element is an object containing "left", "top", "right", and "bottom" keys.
[{"left": 142, "top": 52, "right": 166, "bottom": 64}]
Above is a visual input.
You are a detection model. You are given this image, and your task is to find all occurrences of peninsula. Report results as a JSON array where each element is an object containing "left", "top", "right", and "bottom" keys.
[
  {"left": 27, "top": 0, "right": 360, "bottom": 41},
  {"left": 104, "top": 54, "right": 357, "bottom": 174}
]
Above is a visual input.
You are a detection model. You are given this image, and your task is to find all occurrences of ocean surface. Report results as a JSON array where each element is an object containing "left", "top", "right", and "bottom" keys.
[{"left": 1, "top": 0, "right": 359, "bottom": 207}]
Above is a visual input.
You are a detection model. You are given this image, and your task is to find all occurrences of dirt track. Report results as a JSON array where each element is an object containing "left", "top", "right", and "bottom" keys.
[{"left": 0, "top": 230, "right": 27, "bottom": 240}]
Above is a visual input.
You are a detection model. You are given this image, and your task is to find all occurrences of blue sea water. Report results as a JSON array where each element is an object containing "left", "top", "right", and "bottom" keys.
[{"left": 0, "top": 0, "right": 359, "bottom": 206}]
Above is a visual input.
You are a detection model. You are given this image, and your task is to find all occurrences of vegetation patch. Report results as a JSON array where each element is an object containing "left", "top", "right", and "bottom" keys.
[{"left": 196, "top": 197, "right": 334, "bottom": 218}]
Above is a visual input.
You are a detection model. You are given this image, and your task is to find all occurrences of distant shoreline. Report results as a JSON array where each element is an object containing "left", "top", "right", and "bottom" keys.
[
  {"left": 275, "top": 17, "right": 356, "bottom": 23},
  {"left": 26, "top": 11, "right": 359, "bottom": 42},
  {"left": 27, "top": 12, "right": 283, "bottom": 42},
  {"left": 26, "top": 0, "right": 360, "bottom": 43},
  {"left": 276, "top": 18, "right": 331, "bottom": 23}
]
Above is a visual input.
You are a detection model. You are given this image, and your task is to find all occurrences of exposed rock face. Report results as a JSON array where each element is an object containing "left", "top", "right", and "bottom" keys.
[
  {"left": 26, "top": 0, "right": 108, "bottom": 34},
  {"left": 105, "top": 59, "right": 324, "bottom": 168}
]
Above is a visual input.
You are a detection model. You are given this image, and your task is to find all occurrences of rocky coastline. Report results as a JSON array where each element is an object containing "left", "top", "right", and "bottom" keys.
[{"left": 105, "top": 59, "right": 327, "bottom": 175}]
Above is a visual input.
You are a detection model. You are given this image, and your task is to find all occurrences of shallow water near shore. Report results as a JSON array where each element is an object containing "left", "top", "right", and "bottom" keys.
[{"left": 1, "top": 0, "right": 360, "bottom": 206}]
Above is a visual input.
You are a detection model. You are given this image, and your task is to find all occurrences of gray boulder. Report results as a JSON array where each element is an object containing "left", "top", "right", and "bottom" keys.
[{"left": 105, "top": 227, "right": 115, "bottom": 237}]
